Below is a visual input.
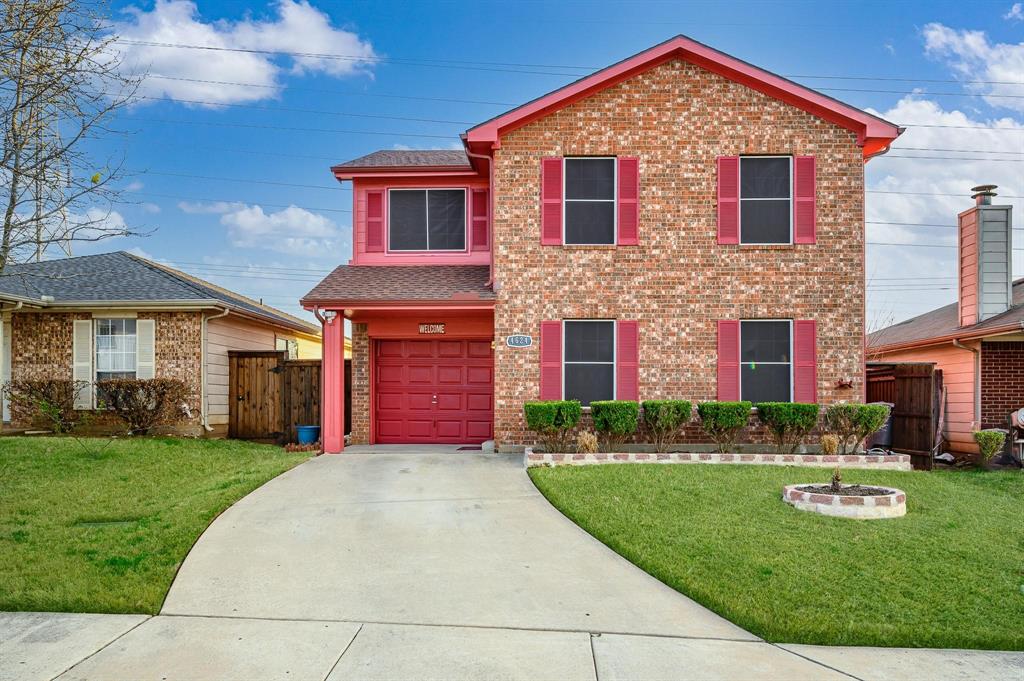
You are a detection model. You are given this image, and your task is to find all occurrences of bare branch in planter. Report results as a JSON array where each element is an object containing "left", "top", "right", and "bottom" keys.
[{"left": 96, "top": 377, "right": 190, "bottom": 435}]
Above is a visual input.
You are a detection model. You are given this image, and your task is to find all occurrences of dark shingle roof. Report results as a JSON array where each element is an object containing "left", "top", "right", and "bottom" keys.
[
  {"left": 332, "top": 149, "right": 469, "bottom": 170},
  {"left": 0, "top": 252, "right": 318, "bottom": 333},
  {"left": 302, "top": 265, "right": 494, "bottom": 304},
  {"left": 869, "top": 278, "right": 1024, "bottom": 350}
]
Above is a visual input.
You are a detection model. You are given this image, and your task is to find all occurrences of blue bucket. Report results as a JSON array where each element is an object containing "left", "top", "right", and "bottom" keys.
[{"left": 295, "top": 425, "right": 321, "bottom": 445}]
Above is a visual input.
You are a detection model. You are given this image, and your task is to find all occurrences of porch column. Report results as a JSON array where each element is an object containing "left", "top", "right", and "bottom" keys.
[{"left": 321, "top": 311, "right": 345, "bottom": 453}]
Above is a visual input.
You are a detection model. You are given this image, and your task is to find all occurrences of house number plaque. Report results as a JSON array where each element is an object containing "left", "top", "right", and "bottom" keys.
[
  {"left": 506, "top": 334, "right": 533, "bottom": 348},
  {"left": 418, "top": 323, "right": 445, "bottom": 334}
]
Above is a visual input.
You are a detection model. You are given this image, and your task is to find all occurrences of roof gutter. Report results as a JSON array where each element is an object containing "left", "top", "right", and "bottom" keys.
[{"left": 868, "top": 321, "right": 1024, "bottom": 356}]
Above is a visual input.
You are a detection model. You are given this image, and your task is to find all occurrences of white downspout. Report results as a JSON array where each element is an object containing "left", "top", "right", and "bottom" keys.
[
  {"left": 201, "top": 307, "right": 230, "bottom": 432},
  {"left": 953, "top": 339, "right": 981, "bottom": 430}
]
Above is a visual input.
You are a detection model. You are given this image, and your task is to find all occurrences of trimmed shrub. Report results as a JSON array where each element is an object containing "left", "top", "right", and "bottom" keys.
[
  {"left": 642, "top": 400, "right": 692, "bottom": 453},
  {"left": 755, "top": 402, "right": 820, "bottom": 455},
  {"left": 4, "top": 378, "right": 90, "bottom": 433},
  {"left": 973, "top": 430, "right": 1006, "bottom": 469},
  {"left": 697, "top": 401, "right": 752, "bottom": 453},
  {"left": 823, "top": 403, "right": 891, "bottom": 455},
  {"left": 524, "top": 400, "right": 582, "bottom": 452},
  {"left": 590, "top": 400, "right": 640, "bottom": 451},
  {"left": 576, "top": 430, "right": 599, "bottom": 454},
  {"left": 96, "top": 378, "right": 191, "bottom": 435}
]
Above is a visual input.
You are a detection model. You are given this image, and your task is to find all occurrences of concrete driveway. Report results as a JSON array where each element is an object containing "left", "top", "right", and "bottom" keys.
[{"left": 7, "top": 447, "right": 1022, "bottom": 680}]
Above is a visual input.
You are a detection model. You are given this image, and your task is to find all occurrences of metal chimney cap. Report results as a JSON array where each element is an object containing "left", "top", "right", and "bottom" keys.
[
  {"left": 971, "top": 184, "right": 998, "bottom": 205},
  {"left": 971, "top": 184, "right": 998, "bottom": 194}
]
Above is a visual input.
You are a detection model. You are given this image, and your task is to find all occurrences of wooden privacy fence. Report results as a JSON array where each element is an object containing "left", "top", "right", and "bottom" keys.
[
  {"left": 867, "top": 362, "right": 943, "bottom": 470},
  {"left": 228, "top": 351, "right": 350, "bottom": 444}
]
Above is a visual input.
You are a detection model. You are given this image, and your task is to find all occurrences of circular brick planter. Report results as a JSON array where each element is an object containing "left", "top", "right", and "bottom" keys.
[{"left": 782, "top": 484, "right": 906, "bottom": 519}]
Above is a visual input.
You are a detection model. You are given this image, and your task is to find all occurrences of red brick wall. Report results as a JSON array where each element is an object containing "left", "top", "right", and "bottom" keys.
[
  {"left": 349, "top": 322, "right": 370, "bottom": 444},
  {"left": 491, "top": 58, "right": 866, "bottom": 447},
  {"left": 980, "top": 341, "right": 1024, "bottom": 429},
  {"left": 9, "top": 311, "right": 202, "bottom": 432}
]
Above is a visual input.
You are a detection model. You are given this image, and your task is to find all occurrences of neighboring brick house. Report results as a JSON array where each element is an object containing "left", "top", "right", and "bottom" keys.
[
  {"left": 1, "top": 251, "right": 322, "bottom": 436},
  {"left": 869, "top": 188, "right": 1021, "bottom": 455},
  {"left": 302, "top": 35, "right": 903, "bottom": 453}
]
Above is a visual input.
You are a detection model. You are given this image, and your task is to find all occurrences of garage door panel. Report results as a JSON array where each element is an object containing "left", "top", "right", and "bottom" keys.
[
  {"left": 467, "top": 367, "right": 492, "bottom": 385},
  {"left": 374, "top": 338, "right": 493, "bottom": 445}
]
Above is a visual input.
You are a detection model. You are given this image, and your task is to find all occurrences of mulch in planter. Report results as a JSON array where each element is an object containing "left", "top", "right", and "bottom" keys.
[{"left": 796, "top": 484, "right": 891, "bottom": 497}]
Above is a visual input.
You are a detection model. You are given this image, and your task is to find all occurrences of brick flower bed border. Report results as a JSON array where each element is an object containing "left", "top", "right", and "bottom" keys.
[
  {"left": 523, "top": 448, "right": 913, "bottom": 471},
  {"left": 782, "top": 484, "right": 907, "bottom": 519}
]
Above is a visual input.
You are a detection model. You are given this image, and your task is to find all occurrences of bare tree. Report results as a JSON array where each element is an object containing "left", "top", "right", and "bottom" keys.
[{"left": 1, "top": 0, "right": 141, "bottom": 272}]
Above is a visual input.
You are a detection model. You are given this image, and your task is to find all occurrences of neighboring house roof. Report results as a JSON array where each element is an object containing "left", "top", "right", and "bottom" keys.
[
  {"left": 332, "top": 150, "right": 471, "bottom": 172},
  {"left": 868, "top": 278, "right": 1024, "bottom": 352},
  {"left": 0, "top": 251, "right": 319, "bottom": 335},
  {"left": 301, "top": 265, "right": 494, "bottom": 306},
  {"left": 464, "top": 34, "right": 903, "bottom": 159}
]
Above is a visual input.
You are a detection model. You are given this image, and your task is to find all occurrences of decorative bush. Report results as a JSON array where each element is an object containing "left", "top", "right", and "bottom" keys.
[
  {"left": 820, "top": 433, "right": 840, "bottom": 457},
  {"left": 590, "top": 400, "right": 640, "bottom": 450},
  {"left": 972, "top": 430, "right": 1006, "bottom": 469},
  {"left": 4, "top": 379, "right": 89, "bottom": 433},
  {"left": 576, "top": 430, "right": 599, "bottom": 454},
  {"left": 755, "top": 402, "right": 820, "bottom": 455},
  {"left": 96, "top": 378, "right": 191, "bottom": 435},
  {"left": 823, "top": 403, "right": 891, "bottom": 455},
  {"left": 524, "top": 400, "right": 582, "bottom": 452},
  {"left": 642, "top": 400, "right": 692, "bottom": 453},
  {"left": 697, "top": 401, "right": 752, "bottom": 453}
]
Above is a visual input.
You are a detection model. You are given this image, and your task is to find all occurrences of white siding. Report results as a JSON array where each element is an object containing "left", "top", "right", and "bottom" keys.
[{"left": 205, "top": 316, "right": 278, "bottom": 427}]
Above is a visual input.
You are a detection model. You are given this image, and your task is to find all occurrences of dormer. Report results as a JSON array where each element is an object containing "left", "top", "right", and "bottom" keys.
[{"left": 332, "top": 150, "right": 490, "bottom": 266}]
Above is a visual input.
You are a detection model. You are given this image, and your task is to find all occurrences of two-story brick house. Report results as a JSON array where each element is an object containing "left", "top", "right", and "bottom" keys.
[{"left": 302, "top": 35, "right": 903, "bottom": 453}]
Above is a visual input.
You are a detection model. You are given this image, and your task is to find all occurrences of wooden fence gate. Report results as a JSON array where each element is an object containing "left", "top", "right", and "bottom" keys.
[
  {"left": 867, "top": 362, "right": 943, "bottom": 470},
  {"left": 229, "top": 351, "right": 340, "bottom": 443}
]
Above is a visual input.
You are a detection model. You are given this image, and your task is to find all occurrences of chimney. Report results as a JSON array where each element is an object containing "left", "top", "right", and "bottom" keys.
[{"left": 958, "top": 184, "right": 1013, "bottom": 327}]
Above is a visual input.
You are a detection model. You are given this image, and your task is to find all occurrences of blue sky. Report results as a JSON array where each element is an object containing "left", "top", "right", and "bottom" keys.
[{"left": 78, "top": 0, "right": 1024, "bottom": 328}]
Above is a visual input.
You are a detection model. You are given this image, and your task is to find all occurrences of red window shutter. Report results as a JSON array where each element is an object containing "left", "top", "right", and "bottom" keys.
[
  {"left": 365, "top": 190, "right": 384, "bottom": 253},
  {"left": 793, "top": 156, "right": 816, "bottom": 244},
  {"left": 717, "top": 320, "right": 740, "bottom": 401},
  {"left": 617, "top": 157, "right": 639, "bottom": 246},
  {"left": 616, "top": 320, "right": 639, "bottom": 400},
  {"left": 539, "top": 321, "right": 562, "bottom": 400},
  {"left": 717, "top": 156, "right": 739, "bottom": 245},
  {"left": 471, "top": 188, "right": 489, "bottom": 249},
  {"left": 541, "top": 157, "right": 563, "bottom": 245},
  {"left": 793, "top": 320, "right": 818, "bottom": 403}
]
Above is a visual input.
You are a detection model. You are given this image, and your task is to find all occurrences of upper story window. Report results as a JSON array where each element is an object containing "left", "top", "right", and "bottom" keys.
[
  {"left": 740, "top": 156, "right": 791, "bottom": 244},
  {"left": 740, "top": 320, "right": 791, "bottom": 403},
  {"left": 563, "top": 319, "right": 615, "bottom": 405},
  {"left": 95, "top": 318, "right": 137, "bottom": 382},
  {"left": 388, "top": 188, "right": 466, "bottom": 251},
  {"left": 564, "top": 157, "right": 616, "bottom": 245}
]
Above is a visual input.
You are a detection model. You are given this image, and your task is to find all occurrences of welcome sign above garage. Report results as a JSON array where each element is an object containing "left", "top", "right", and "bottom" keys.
[{"left": 419, "top": 323, "right": 445, "bottom": 334}]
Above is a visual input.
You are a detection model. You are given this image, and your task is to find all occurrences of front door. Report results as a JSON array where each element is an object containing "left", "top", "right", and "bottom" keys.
[{"left": 374, "top": 338, "right": 493, "bottom": 444}]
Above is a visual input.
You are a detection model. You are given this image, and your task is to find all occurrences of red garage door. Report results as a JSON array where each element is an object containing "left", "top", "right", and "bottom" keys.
[{"left": 375, "top": 338, "right": 493, "bottom": 444}]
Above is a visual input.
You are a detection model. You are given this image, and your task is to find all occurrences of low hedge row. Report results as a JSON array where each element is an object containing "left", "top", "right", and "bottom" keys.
[{"left": 522, "top": 400, "right": 891, "bottom": 454}]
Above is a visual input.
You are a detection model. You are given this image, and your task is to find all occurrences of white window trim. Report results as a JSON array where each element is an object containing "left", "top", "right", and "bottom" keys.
[
  {"left": 563, "top": 157, "right": 617, "bottom": 246},
  {"left": 739, "top": 319, "right": 794, "bottom": 403},
  {"left": 738, "top": 155, "right": 793, "bottom": 246},
  {"left": 386, "top": 187, "right": 469, "bottom": 253},
  {"left": 562, "top": 319, "right": 616, "bottom": 403},
  {"left": 94, "top": 318, "right": 138, "bottom": 383}
]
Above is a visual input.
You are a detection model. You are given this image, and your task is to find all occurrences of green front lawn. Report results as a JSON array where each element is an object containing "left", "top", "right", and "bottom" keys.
[
  {"left": 0, "top": 436, "right": 307, "bottom": 614},
  {"left": 530, "top": 464, "right": 1024, "bottom": 650}
]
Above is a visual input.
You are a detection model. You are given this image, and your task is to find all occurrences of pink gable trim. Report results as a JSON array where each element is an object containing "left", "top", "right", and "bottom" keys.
[{"left": 465, "top": 35, "right": 902, "bottom": 159}]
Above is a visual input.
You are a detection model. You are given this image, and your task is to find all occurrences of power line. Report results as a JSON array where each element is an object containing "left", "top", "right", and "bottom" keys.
[
  {"left": 126, "top": 116, "right": 456, "bottom": 139},
  {"left": 869, "top": 190, "right": 1024, "bottom": 199},
  {"left": 129, "top": 191, "right": 351, "bottom": 214},
  {"left": 882, "top": 155, "right": 1024, "bottom": 162},
  {"left": 117, "top": 39, "right": 1024, "bottom": 89},
  {"left": 891, "top": 146, "right": 1024, "bottom": 156}
]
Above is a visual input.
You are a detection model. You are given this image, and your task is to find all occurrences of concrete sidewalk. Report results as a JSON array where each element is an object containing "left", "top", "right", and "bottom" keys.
[{"left": 3, "top": 611, "right": 1022, "bottom": 681}]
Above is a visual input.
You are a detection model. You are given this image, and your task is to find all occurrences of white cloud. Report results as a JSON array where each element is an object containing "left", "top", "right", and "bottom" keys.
[
  {"left": 140, "top": 202, "right": 161, "bottom": 214},
  {"left": 177, "top": 200, "right": 242, "bottom": 214},
  {"left": 124, "top": 180, "right": 144, "bottom": 192},
  {"left": 113, "top": 0, "right": 376, "bottom": 106},
  {"left": 1005, "top": 3, "right": 1023, "bottom": 21},
  {"left": 921, "top": 23, "right": 1024, "bottom": 112},
  {"left": 218, "top": 204, "right": 343, "bottom": 256},
  {"left": 864, "top": 97, "right": 1024, "bottom": 329}
]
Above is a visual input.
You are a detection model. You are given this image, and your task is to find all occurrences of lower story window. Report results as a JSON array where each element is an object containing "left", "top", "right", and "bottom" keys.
[
  {"left": 563, "top": 320, "right": 614, "bottom": 405},
  {"left": 740, "top": 320, "right": 791, "bottom": 403},
  {"left": 96, "top": 318, "right": 137, "bottom": 383}
]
